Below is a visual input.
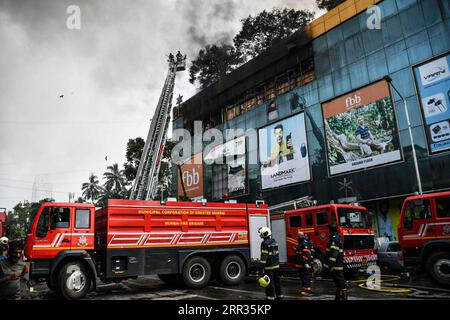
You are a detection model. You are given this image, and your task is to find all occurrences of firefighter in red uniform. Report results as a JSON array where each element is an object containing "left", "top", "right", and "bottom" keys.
[
  {"left": 294, "top": 231, "right": 313, "bottom": 296},
  {"left": 258, "top": 227, "right": 282, "bottom": 300},
  {"left": 325, "top": 224, "right": 347, "bottom": 301}
]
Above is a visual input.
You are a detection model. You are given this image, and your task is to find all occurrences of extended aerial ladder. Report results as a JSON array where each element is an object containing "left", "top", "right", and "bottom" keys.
[{"left": 130, "top": 53, "right": 186, "bottom": 200}]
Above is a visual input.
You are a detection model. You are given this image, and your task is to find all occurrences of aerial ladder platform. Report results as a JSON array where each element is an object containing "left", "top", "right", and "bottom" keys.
[{"left": 130, "top": 52, "right": 186, "bottom": 200}]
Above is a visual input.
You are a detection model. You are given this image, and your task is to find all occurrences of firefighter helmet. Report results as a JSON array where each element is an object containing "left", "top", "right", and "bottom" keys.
[
  {"left": 258, "top": 275, "right": 270, "bottom": 288},
  {"left": 258, "top": 227, "right": 271, "bottom": 238}
]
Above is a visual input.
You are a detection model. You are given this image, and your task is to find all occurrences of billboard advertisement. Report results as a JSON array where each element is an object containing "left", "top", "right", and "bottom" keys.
[
  {"left": 177, "top": 153, "right": 203, "bottom": 199},
  {"left": 414, "top": 53, "right": 450, "bottom": 154},
  {"left": 204, "top": 136, "right": 247, "bottom": 196},
  {"left": 258, "top": 112, "right": 311, "bottom": 190},
  {"left": 322, "top": 80, "right": 402, "bottom": 175}
]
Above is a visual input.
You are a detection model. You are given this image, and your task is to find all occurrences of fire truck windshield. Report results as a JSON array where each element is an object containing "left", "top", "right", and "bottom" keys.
[{"left": 337, "top": 208, "right": 370, "bottom": 229}]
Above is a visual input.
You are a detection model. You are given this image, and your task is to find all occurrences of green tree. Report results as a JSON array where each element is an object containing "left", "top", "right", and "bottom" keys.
[
  {"left": 233, "top": 8, "right": 314, "bottom": 61},
  {"left": 124, "top": 137, "right": 145, "bottom": 182},
  {"left": 81, "top": 173, "right": 102, "bottom": 203},
  {"left": 103, "top": 163, "right": 128, "bottom": 199},
  {"left": 316, "top": 0, "right": 346, "bottom": 11},
  {"left": 155, "top": 140, "right": 177, "bottom": 200},
  {"left": 189, "top": 44, "right": 244, "bottom": 89}
]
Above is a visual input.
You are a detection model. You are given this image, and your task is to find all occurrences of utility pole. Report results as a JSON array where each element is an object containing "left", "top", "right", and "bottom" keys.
[{"left": 384, "top": 75, "right": 423, "bottom": 195}]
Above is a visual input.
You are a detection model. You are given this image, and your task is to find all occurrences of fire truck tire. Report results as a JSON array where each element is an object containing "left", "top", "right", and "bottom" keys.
[
  {"left": 426, "top": 251, "right": 450, "bottom": 286},
  {"left": 57, "top": 261, "right": 91, "bottom": 300},
  {"left": 219, "top": 255, "right": 245, "bottom": 286},
  {"left": 182, "top": 256, "right": 211, "bottom": 289}
]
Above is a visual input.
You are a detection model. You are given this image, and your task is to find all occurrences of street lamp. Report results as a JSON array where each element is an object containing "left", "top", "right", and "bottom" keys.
[{"left": 384, "top": 75, "right": 423, "bottom": 195}]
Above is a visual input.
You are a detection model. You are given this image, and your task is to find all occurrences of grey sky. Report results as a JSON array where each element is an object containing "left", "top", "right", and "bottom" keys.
[{"left": 0, "top": 0, "right": 320, "bottom": 211}]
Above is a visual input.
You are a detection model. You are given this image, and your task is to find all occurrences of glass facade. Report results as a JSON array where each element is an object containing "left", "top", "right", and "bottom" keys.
[{"left": 174, "top": 0, "right": 450, "bottom": 209}]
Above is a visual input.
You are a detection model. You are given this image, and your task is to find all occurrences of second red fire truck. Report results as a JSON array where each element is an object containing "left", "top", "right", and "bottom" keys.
[{"left": 271, "top": 203, "right": 377, "bottom": 276}]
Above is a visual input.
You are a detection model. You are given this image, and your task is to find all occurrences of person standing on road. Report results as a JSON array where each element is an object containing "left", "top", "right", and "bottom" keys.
[
  {"left": 294, "top": 231, "right": 313, "bottom": 296},
  {"left": 0, "top": 241, "right": 26, "bottom": 300},
  {"left": 325, "top": 225, "right": 347, "bottom": 301},
  {"left": 259, "top": 227, "right": 282, "bottom": 300}
]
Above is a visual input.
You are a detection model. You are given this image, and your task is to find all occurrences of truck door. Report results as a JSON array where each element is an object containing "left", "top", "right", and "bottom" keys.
[
  {"left": 71, "top": 208, "right": 95, "bottom": 250},
  {"left": 401, "top": 199, "right": 433, "bottom": 242},
  {"left": 33, "top": 206, "right": 72, "bottom": 258},
  {"left": 285, "top": 213, "right": 302, "bottom": 257},
  {"left": 314, "top": 210, "right": 330, "bottom": 252}
]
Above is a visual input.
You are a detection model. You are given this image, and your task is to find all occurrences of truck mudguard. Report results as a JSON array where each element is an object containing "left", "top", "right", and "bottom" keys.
[
  {"left": 49, "top": 250, "right": 98, "bottom": 289},
  {"left": 420, "top": 239, "right": 450, "bottom": 261},
  {"left": 178, "top": 247, "right": 250, "bottom": 272}
]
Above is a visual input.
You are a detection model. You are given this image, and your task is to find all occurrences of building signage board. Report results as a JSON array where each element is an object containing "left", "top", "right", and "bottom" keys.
[
  {"left": 414, "top": 53, "right": 450, "bottom": 154},
  {"left": 322, "top": 80, "right": 402, "bottom": 175},
  {"left": 204, "top": 136, "right": 247, "bottom": 196},
  {"left": 177, "top": 153, "right": 204, "bottom": 199},
  {"left": 258, "top": 112, "right": 311, "bottom": 190}
]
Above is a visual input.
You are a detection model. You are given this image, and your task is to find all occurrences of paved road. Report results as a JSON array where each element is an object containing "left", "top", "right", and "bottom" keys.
[{"left": 27, "top": 271, "right": 450, "bottom": 300}]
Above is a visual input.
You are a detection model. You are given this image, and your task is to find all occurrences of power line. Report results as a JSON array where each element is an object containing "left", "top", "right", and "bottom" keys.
[{"left": 0, "top": 183, "right": 77, "bottom": 194}]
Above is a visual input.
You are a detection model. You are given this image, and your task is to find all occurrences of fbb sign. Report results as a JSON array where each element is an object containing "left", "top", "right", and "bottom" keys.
[{"left": 178, "top": 153, "right": 204, "bottom": 199}]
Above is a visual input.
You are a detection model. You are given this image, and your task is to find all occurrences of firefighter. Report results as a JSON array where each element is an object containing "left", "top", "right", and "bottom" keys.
[
  {"left": 294, "top": 231, "right": 313, "bottom": 296},
  {"left": 258, "top": 227, "right": 282, "bottom": 300},
  {"left": 326, "top": 224, "right": 347, "bottom": 301}
]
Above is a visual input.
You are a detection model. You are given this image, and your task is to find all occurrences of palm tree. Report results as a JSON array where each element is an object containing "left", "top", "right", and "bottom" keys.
[
  {"left": 103, "top": 164, "right": 127, "bottom": 198},
  {"left": 81, "top": 173, "right": 102, "bottom": 203}
]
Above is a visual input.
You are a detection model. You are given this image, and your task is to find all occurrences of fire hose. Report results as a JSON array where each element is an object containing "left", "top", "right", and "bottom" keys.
[{"left": 350, "top": 274, "right": 412, "bottom": 293}]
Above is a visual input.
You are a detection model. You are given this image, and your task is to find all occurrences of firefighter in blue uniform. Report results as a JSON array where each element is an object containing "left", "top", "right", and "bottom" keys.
[
  {"left": 326, "top": 224, "right": 347, "bottom": 301},
  {"left": 258, "top": 227, "right": 282, "bottom": 300},
  {"left": 294, "top": 231, "right": 313, "bottom": 296}
]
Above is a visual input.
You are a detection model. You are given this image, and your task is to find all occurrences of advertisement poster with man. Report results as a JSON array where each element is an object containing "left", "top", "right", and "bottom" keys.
[
  {"left": 414, "top": 53, "right": 450, "bottom": 154},
  {"left": 323, "top": 80, "right": 402, "bottom": 175},
  {"left": 203, "top": 136, "right": 247, "bottom": 196},
  {"left": 258, "top": 112, "right": 310, "bottom": 190},
  {"left": 177, "top": 153, "right": 203, "bottom": 200}
]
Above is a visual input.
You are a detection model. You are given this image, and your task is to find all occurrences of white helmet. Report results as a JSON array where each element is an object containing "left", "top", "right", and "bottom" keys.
[
  {"left": 258, "top": 227, "right": 271, "bottom": 238},
  {"left": 0, "top": 237, "right": 8, "bottom": 245}
]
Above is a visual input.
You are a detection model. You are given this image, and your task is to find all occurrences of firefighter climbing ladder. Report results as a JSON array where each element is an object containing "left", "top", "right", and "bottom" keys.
[{"left": 130, "top": 53, "right": 186, "bottom": 200}]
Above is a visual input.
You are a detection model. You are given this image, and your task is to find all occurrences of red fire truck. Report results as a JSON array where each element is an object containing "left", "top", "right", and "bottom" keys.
[
  {"left": 24, "top": 199, "right": 270, "bottom": 299},
  {"left": 270, "top": 204, "right": 377, "bottom": 276},
  {"left": 398, "top": 191, "right": 450, "bottom": 286},
  {"left": 0, "top": 208, "right": 6, "bottom": 237}
]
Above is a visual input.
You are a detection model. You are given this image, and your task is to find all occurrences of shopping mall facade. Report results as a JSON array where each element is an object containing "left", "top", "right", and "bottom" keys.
[{"left": 172, "top": 0, "right": 450, "bottom": 240}]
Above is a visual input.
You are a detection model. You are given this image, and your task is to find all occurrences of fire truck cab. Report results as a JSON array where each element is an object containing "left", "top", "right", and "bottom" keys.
[
  {"left": 398, "top": 191, "right": 450, "bottom": 286},
  {"left": 271, "top": 204, "right": 377, "bottom": 276}
]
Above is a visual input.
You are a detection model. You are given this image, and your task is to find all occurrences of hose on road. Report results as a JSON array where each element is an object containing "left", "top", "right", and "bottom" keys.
[{"left": 350, "top": 275, "right": 412, "bottom": 294}]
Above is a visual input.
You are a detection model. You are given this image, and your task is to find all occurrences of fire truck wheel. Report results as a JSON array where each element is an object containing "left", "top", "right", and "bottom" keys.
[
  {"left": 426, "top": 251, "right": 450, "bottom": 286},
  {"left": 182, "top": 256, "right": 211, "bottom": 289},
  {"left": 219, "top": 255, "right": 245, "bottom": 286},
  {"left": 57, "top": 261, "right": 91, "bottom": 300}
]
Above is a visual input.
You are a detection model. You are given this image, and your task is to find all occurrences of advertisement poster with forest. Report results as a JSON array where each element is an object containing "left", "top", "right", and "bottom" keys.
[{"left": 323, "top": 80, "right": 402, "bottom": 175}]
